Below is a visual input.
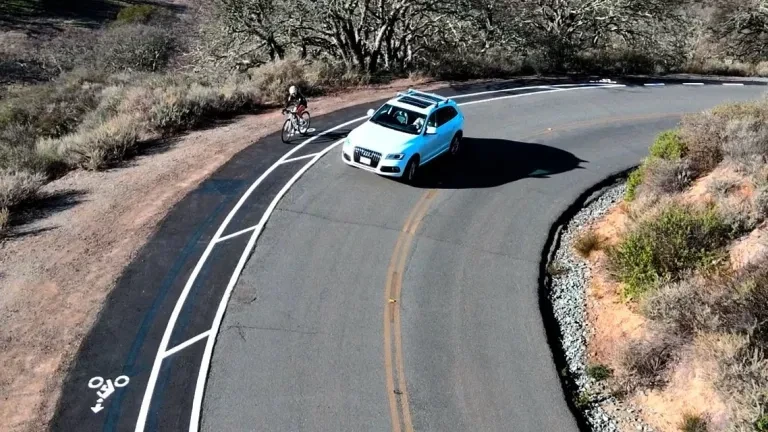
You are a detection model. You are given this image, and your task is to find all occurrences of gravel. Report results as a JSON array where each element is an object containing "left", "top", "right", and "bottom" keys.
[{"left": 545, "top": 179, "right": 656, "bottom": 432}]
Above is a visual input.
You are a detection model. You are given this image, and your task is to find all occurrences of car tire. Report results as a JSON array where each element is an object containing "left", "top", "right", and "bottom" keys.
[
  {"left": 449, "top": 133, "right": 462, "bottom": 156},
  {"left": 404, "top": 156, "right": 419, "bottom": 184}
]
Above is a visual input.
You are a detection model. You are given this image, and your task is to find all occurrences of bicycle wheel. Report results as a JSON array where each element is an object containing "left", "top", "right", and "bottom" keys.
[
  {"left": 281, "top": 119, "right": 294, "bottom": 143},
  {"left": 298, "top": 111, "right": 311, "bottom": 135}
]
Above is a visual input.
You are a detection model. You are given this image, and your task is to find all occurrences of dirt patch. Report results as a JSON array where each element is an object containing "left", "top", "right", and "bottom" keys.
[{"left": 0, "top": 77, "right": 452, "bottom": 432}]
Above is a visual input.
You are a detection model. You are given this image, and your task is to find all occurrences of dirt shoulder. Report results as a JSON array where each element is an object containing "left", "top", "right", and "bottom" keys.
[{"left": 0, "top": 77, "right": 450, "bottom": 432}]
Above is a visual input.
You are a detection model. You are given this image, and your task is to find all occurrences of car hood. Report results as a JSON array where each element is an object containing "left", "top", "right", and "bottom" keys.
[{"left": 348, "top": 121, "right": 415, "bottom": 155}]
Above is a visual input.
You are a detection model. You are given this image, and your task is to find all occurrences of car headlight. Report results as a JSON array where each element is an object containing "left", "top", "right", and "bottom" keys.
[
  {"left": 385, "top": 153, "right": 405, "bottom": 160},
  {"left": 344, "top": 137, "right": 352, "bottom": 147}
]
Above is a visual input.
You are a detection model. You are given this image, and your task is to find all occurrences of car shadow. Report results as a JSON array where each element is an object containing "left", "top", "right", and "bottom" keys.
[{"left": 411, "top": 137, "right": 586, "bottom": 189}]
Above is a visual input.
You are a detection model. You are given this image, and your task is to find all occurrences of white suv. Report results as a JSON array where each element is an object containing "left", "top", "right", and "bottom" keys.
[{"left": 341, "top": 88, "right": 464, "bottom": 183}]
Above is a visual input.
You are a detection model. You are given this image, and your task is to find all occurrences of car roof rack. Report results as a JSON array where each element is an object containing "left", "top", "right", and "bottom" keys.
[{"left": 395, "top": 88, "right": 450, "bottom": 108}]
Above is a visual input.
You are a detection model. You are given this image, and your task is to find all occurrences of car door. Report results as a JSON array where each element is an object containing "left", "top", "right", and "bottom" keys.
[
  {"left": 435, "top": 106, "right": 458, "bottom": 155},
  {"left": 421, "top": 110, "right": 441, "bottom": 162}
]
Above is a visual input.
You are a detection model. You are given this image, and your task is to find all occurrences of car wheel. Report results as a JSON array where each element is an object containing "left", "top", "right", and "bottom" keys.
[
  {"left": 449, "top": 134, "right": 461, "bottom": 156},
  {"left": 404, "top": 156, "right": 419, "bottom": 183}
]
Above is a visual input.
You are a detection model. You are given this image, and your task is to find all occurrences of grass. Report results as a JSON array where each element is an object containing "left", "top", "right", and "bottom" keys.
[
  {"left": 586, "top": 363, "right": 613, "bottom": 381},
  {"left": 573, "top": 229, "right": 600, "bottom": 258},
  {"left": 621, "top": 335, "right": 680, "bottom": 390},
  {"left": 678, "top": 412, "right": 709, "bottom": 432},
  {"left": 625, "top": 165, "right": 646, "bottom": 201},
  {"left": 607, "top": 203, "right": 732, "bottom": 298},
  {"left": 756, "top": 414, "right": 768, "bottom": 432}
]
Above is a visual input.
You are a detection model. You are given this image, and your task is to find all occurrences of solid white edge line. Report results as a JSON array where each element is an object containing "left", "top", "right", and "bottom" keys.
[
  {"left": 185, "top": 82, "right": 628, "bottom": 432},
  {"left": 447, "top": 82, "right": 616, "bottom": 99},
  {"left": 133, "top": 114, "right": 368, "bottom": 432},
  {"left": 162, "top": 331, "right": 211, "bottom": 359},
  {"left": 280, "top": 152, "right": 321, "bottom": 164},
  {"left": 457, "top": 84, "right": 626, "bottom": 107},
  {"left": 188, "top": 139, "right": 344, "bottom": 432},
  {"left": 215, "top": 225, "right": 261, "bottom": 244}
]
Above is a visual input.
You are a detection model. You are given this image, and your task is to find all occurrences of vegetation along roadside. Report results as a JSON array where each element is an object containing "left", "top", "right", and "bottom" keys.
[
  {"left": 571, "top": 94, "right": 768, "bottom": 431},
  {"left": 2, "top": 0, "right": 768, "bottom": 236}
]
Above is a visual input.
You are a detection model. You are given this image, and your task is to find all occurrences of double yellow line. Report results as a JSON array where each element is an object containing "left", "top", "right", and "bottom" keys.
[{"left": 383, "top": 189, "right": 437, "bottom": 432}]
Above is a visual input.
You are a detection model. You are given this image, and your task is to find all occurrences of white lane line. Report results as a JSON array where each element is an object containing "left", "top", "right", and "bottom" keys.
[
  {"left": 188, "top": 139, "right": 344, "bottom": 432},
  {"left": 162, "top": 331, "right": 211, "bottom": 359},
  {"left": 185, "top": 82, "right": 629, "bottom": 432},
  {"left": 683, "top": 82, "right": 705, "bottom": 86},
  {"left": 214, "top": 225, "right": 261, "bottom": 244},
  {"left": 457, "top": 84, "right": 626, "bottom": 107},
  {"left": 722, "top": 83, "right": 745, "bottom": 86},
  {"left": 644, "top": 83, "right": 666, "bottom": 86},
  {"left": 447, "top": 82, "right": 616, "bottom": 100},
  {"left": 280, "top": 153, "right": 321, "bottom": 164},
  {"left": 134, "top": 114, "right": 368, "bottom": 432}
]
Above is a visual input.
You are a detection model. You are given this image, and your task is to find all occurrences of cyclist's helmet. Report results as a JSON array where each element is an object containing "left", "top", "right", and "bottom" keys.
[{"left": 289, "top": 85, "right": 297, "bottom": 95}]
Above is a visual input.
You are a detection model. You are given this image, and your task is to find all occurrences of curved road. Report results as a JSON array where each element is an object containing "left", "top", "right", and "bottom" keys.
[
  {"left": 200, "top": 85, "right": 762, "bottom": 431},
  {"left": 50, "top": 79, "right": 765, "bottom": 432}
]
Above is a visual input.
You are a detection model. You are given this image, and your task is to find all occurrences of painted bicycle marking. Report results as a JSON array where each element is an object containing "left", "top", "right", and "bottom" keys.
[{"left": 88, "top": 375, "right": 130, "bottom": 413}]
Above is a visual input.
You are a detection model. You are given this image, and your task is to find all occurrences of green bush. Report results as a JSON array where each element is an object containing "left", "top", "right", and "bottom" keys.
[
  {"left": 586, "top": 364, "right": 613, "bottom": 381},
  {"left": 625, "top": 164, "right": 646, "bottom": 201},
  {"left": 755, "top": 414, "right": 768, "bottom": 432},
  {"left": 607, "top": 203, "right": 731, "bottom": 298},
  {"left": 650, "top": 130, "right": 686, "bottom": 160},
  {"left": 115, "top": 5, "right": 172, "bottom": 25}
]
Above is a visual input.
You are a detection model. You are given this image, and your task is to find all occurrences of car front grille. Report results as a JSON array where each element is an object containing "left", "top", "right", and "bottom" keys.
[{"left": 353, "top": 146, "right": 381, "bottom": 168}]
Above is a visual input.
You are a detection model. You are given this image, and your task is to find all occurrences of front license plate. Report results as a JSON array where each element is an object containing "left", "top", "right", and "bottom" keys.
[{"left": 360, "top": 156, "right": 371, "bottom": 165}]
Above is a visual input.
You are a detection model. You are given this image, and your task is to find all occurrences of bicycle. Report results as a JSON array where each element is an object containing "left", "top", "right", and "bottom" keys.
[{"left": 281, "top": 107, "right": 311, "bottom": 143}]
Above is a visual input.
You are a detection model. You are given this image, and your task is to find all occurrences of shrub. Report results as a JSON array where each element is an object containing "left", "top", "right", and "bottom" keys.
[
  {"left": 642, "top": 278, "right": 720, "bottom": 336},
  {"left": 0, "top": 79, "right": 101, "bottom": 139},
  {"left": 679, "top": 112, "right": 725, "bottom": 175},
  {"left": 755, "top": 186, "right": 768, "bottom": 218},
  {"left": 650, "top": 130, "right": 686, "bottom": 160},
  {"left": 115, "top": 5, "right": 172, "bottom": 25},
  {"left": 621, "top": 335, "right": 679, "bottom": 390},
  {"left": 573, "top": 229, "right": 600, "bottom": 257},
  {"left": 678, "top": 412, "right": 709, "bottom": 432},
  {"left": 586, "top": 363, "right": 613, "bottom": 381},
  {"left": 607, "top": 203, "right": 731, "bottom": 298},
  {"left": 756, "top": 414, "right": 768, "bottom": 432},
  {"left": 757, "top": 62, "right": 768, "bottom": 78},
  {"left": 0, "top": 207, "right": 8, "bottom": 235},
  {"left": 707, "top": 178, "right": 739, "bottom": 198},
  {"left": 721, "top": 117, "right": 768, "bottom": 165},
  {"left": 66, "top": 116, "right": 140, "bottom": 170},
  {"left": 96, "top": 24, "right": 177, "bottom": 73},
  {"left": 0, "top": 169, "right": 46, "bottom": 208},
  {"left": 249, "top": 58, "right": 312, "bottom": 103},
  {"left": 643, "top": 157, "right": 695, "bottom": 196},
  {"left": 626, "top": 165, "right": 646, "bottom": 201}
]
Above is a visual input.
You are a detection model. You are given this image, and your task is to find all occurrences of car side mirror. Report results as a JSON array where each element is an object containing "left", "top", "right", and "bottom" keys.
[
  {"left": 367, "top": 109, "right": 375, "bottom": 117},
  {"left": 425, "top": 126, "right": 437, "bottom": 135}
]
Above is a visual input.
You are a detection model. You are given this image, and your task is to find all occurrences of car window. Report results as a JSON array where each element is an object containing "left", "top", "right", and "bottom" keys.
[
  {"left": 426, "top": 112, "right": 437, "bottom": 129},
  {"left": 370, "top": 103, "right": 427, "bottom": 135},
  {"left": 436, "top": 106, "right": 457, "bottom": 126}
]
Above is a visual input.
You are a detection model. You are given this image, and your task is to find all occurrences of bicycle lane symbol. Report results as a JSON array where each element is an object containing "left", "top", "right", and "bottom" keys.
[{"left": 88, "top": 375, "right": 130, "bottom": 414}]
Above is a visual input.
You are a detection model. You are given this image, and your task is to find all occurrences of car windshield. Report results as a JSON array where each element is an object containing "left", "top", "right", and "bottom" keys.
[{"left": 370, "top": 103, "right": 427, "bottom": 135}]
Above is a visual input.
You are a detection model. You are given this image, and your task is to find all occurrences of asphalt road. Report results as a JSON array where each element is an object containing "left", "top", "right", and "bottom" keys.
[{"left": 200, "top": 85, "right": 765, "bottom": 431}]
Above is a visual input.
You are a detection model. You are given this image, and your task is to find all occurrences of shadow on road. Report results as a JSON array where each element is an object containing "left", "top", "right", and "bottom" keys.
[{"left": 412, "top": 137, "right": 586, "bottom": 189}]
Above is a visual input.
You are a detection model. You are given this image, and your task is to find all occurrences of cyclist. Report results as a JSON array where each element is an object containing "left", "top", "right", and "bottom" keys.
[{"left": 283, "top": 85, "right": 307, "bottom": 117}]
